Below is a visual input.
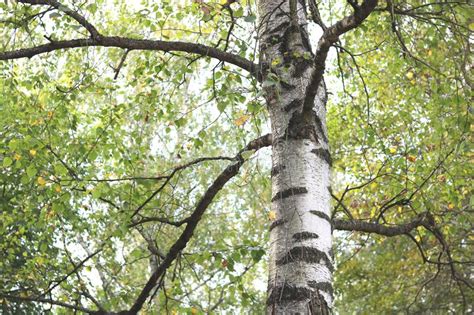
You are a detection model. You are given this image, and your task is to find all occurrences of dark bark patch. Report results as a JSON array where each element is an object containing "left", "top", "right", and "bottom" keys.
[
  {"left": 309, "top": 291, "right": 331, "bottom": 315},
  {"left": 310, "top": 148, "right": 332, "bottom": 166},
  {"left": 271, "top": 165, "right": 285, "bottom": 177},
  {"left": 308, "top": 281, "right": 334, "bottom": 298},
  {"left": 292, "top": 58, "right": 313, "bottom": 77},
  {"left": 284, "top": 98, "right": 303, "bottom": 112},
  {"left": 293, "top": 232, "right": 319, "bottom": 241},
  {"left": 271, "top": 187, "right": 308, "bottom": 202},
  {"left": 276, "top": 246, "right": 334, "bottom": 272},
  {"left": 266, "top": 284, "right": 312, "bottom": 305},
  {"left": 270, "top": 219, "right": 287, "bottom": 231},
  {"left": 285, "top": 111, "right": 319, "bottom": 142},
  {"left": 313, "top": 114, "right": 329, "bottom": 143},
  {"left": 279, "top": 80, "right": 296, "bottom": 90},
  {"left": 309, "top": 210, "right": 331, "bottom": 224},
  {"left": 262, "top": 21, "right": 290, "bottom": 37}
]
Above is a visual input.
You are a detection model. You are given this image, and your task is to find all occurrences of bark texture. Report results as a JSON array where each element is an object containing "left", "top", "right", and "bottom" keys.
[{"left": 258, "top": 1, "right": 332, "bottom": 313}]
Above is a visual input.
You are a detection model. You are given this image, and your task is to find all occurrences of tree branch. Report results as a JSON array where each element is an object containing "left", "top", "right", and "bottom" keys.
[
  {"left": 303, "top": 0, "right": 378, "bottom": 115},
  {"left": 0, "top": 36, "right": 260, "bottom": 78},
  {"left": 18, "top": 0, "right": 101, "bottom": 38},
  {"left": 0, "top": 293, "right": 96, "bottom": 314},
  {"left": 125, "top": 134, "right": 271, "bottom": 314},
  {"left": 333, "top": 211, "right": 428, "bottom": 236},
  {"left": 130, "top": 156, "right": 236, "bottom": 218}
]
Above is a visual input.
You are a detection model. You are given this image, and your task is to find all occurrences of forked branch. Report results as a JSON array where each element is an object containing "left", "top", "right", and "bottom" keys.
[
  {"left": 125, "top": 134, "right": 271, "bottom": 314},
  {"left": 303, "top": 0, "right": 378, "bottom": 114}
]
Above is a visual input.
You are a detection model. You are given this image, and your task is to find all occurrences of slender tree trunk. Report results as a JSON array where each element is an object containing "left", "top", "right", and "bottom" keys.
[{"left": 258, "top": 1, "right": 333, "bottom": 313}]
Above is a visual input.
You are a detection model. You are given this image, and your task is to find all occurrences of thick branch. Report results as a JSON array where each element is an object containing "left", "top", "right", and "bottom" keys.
[
  {"left": 303, "top": 0, "right": 378, "bottom": 114},
  {"left": 333, "top": 212, "right": 428, "bottom": 236},
  {"left": 126, "top": 134, "right": 271, "bottom": 314},
  {"left": 0, "top": 37, "right": 259, "bottom": 78}
]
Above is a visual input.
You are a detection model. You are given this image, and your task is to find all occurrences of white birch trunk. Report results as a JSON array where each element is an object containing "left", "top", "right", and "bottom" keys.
[{"left": 258, "top": 1, "right": 333, "bottom": 313}]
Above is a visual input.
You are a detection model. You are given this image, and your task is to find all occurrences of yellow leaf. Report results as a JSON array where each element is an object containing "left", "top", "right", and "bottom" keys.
[
  {"left": 235, "top": 115, "right": 250, "bottom": 127},
  {"left": 14, "top": 153, "right": 21, "bottom": 161},
  {"left": 271, "top": 58, "right": 281, "bottom": 67},
  {"left": 46, "top": 210, "right": 55, "bottom": 219},
  {"left": 406, "top": 71, "right": 414, "bottom": 80},
  {"left": 36, "top": 256, "right": 45, "bottom": 266},
  {"left": 389, "top": 146, "right": 397, "bottom": 154},
  {"left": 407, "top": 155, "right": 416, "bottom": 162},
  {"left": 268, "top": 210, "right": 277, "bottom": 221},
  {"left": 37, "top": 176, "right": 46, "bottom": 186},
  {"left": 54, "top": 185, "right": 62, "bottom": 193},
  {"left": 191, "top": 307, "right": 198, "bottom": 314},
  {"left": 29, "top": 149, "right": 37, "bottom": 156},
  {"left": 448, "top": 203, "right": 454, "bottom": 210},
  {"left": 427, "top": 49, "right": 432, "bottom": 57}
]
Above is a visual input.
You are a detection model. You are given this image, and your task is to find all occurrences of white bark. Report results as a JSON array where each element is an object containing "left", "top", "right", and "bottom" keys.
[{"left": 258, "top": 1, "right": 333, "bottom": 313}]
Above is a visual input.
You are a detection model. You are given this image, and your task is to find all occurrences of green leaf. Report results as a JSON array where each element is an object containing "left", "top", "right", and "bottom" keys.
[
  {"left": 26, "top": 165, "right": 37, "bottom": 178},
  {"left": 3, "top": 157, "right": 13, "bottom": 167},
  {"left": 217, "top": 102, "right": 227, "bottom": 112}
]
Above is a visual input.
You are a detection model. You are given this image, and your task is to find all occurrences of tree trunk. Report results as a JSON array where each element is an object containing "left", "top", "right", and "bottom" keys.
[{"left": 258, "top": 1, "right": 333, "bottom": 314}]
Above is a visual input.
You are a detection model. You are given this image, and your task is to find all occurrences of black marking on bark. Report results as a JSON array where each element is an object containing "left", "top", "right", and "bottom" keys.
[
  {"left": 262, "top": 21, "right": 290, "bottom": 37},
  {"left": 300, "top": 27, "right": 313, "bottom": 54},
  {"left": 266, "top": 284, "right": 312, "bottom": 305},
  {"left": 269, "top": 219, "right": 287, "bottom": 231},
  {"left": 280, "top": 25, "right": 296, "bottom": 64},
  {"left": 292, "top": 232, "right": 319, "bottom": 241},
  {"left": 271, "top": 187, "right": 308, "bottom": 202},
  {"left": 328, "top": 249, "right": 334, "bottom": 261},
  {"left": 279, "top": 80, "right": 296, "bottom": 90},
  {"left": 271, "top": 165, "right": 285, "bottom": 177},
  {"left": 311, "top": 148, "right": 332, "bottom": 166},
  {"left": 292, "top": 58, "right": 313, "bottom": 77},
  {"left": 308, "top": 281, "right": 334, "bottom": 299},
  {"left": 314, "top": 114, "right": 328, "bottom": 143},
  {"left": 275, "top": 11, "right": 291, "bottom": 19},
  {"left": 276, "top": 246, "right": 334, "bottom": 272},
  {"left": 285, "top": 111, "right": 319, "bottom": 142},
  {"left": 284, "top": 98, "right": 303, "bottom": 112},
  {"left": 309, "top": 290, "right": 331, "bottom": 315},
  {"left": 309, "top": 210, "right": 331, "bottom": 224},
  {"left": 327, "top": 186, "right": 332, "bottom": 194}
]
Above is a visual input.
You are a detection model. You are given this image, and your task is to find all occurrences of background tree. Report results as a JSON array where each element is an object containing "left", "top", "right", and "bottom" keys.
[{"left": 0, "top": 0, "right": 472, "bottom": 314}]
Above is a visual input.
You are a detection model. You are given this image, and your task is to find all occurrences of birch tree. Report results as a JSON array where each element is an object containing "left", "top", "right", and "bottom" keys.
[{"left": 1, "top": 0, "right": 472, "bottom": 314}]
